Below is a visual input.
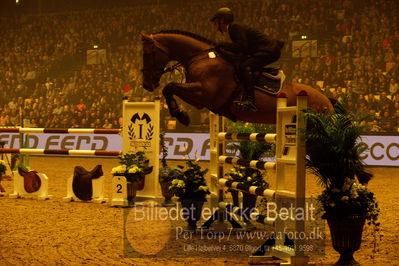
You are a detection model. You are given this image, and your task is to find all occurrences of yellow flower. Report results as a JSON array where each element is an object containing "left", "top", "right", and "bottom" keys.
[
  {"left": 341, "top": 196, "right": 349, "bottom": 201},
  {"left": 111, "top": 165, "right": 126, "bottom": 174},
  {"left": 171, "top": 179, "right": 179, "bottom": 185},
  {"left": 330, "top": 203, "right": 336, "bottom": 207},
  {"left": 358, "top": 184, "right": 366, "bottom": 190},
  {"left": 127, "top": 167, "right": 137, "bottom": 174},
  {"left": 350, "top": 190, "right": 359, "bottom": 198},
  {"left": 247, "top": 177, "right": 252, "bottom": 182},
  {"left": 177, "top": 180, "right": 185, "bottom": 188},
  {"left": 199, "top": 186, "right": 209, "bottom": 191}
]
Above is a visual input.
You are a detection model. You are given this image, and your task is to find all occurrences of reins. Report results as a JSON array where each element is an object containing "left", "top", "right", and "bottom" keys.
[{"left": 161, "top": 48, "right": 214, "bottom": 75}]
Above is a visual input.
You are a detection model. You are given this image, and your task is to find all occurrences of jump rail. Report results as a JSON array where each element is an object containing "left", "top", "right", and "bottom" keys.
[
  {"left": 0, "top": 148, "right": 121, "bottom": 157},
  {"left": 0, "top": 128, "right": 121, "bottom": 134}
]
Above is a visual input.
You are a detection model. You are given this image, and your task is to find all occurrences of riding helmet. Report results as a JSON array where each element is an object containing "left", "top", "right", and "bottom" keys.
[{"left": 210, "top": 7, "right": 234, "bottom": 23}]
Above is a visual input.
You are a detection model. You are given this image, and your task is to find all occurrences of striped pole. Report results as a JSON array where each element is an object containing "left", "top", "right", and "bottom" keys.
[
  {"left": 218, "top": 178, "right": 276, "bottom": 198},
  {"left": 0, "top": 148, "right": 121, "bottom": 157},
  {"left": 218, "top": 156, "right": 276, "bottom": 170},
  {"left": 0, "top": 128, "right": 121, "bottom": 134},
  {"left": 218, "top": 132, "right": 276, "bottom": 143}
]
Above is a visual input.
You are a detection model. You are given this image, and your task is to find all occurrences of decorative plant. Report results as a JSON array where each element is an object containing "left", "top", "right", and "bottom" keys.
[
  {"left": 11, "top": 154, "right": 29, "bottom": 171},
  {"left": 302, "top": 100, "right": 381, "bottom": 263},
  {"left": 111, "top": 151, "right": 153, "bottom": 182},
  {"left": 303, "top": 101, "right": 373, "bottom": 188},
  {"left": 158, "top": 132, "right": 181, "bottom": 183},
  {"left": 317, "top": 177, "right": 380, "bottom": 223},
  {"left": 224, "top": 166, "right": 269, "bottom": 189},
  {"left": 160, "top": 132, "right": 168, "bottom": 169},
  {"left": 168, "top": 159, "right": 210, "bottom": 201},
  {"left": 224, "top": 121, "right": 273, "bottom": 196},
  {"left": 303, "top": 101, "right": 379, "bottom": 219},
  {"left": 226, "top": 121, "right": 275, "bottom": 161}
]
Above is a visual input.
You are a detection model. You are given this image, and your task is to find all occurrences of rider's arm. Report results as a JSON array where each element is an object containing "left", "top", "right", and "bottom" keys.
[{"left": 228, "top": 23, "right": 249, "bottom": 54}]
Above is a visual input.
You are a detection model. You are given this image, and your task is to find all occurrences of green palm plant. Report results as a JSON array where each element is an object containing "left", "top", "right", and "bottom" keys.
[
  {"left": 226, "top": 122, "right": 275, "bottom": 161},
  {"left": 302, "top": 101, "right": 381, "bottom": 265},
  {"left": 303, "top": 101, "right": 372, "bottom": 188}
]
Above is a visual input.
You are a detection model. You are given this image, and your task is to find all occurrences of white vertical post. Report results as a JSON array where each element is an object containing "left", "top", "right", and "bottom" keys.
[
  {"left": 111, "top": 175, "right": 128, "bottom": 206},
  {"left": 291, "top": 92, "right": 308, "bottom": 264},
  {"left": 209, "top": 112, "right": 219, "bottom": 196},
  {"left": 37, "top": 173, "right": 51, "bottom": 200},
  {"left": 122, "top": 100, "right": 160, "bottom": 199},
  {"left": 275, "top": 93, "right": 288, "bottom": 250}
]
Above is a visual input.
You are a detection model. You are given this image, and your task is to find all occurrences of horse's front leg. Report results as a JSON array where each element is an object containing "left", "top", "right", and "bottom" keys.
[{"left": 162, "top": 81, "right": 203, "bottom": 126}]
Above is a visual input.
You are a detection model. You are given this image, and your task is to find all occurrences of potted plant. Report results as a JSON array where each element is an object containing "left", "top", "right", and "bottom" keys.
[
  {"left": 169, "top": 159, "right": 210, "bottom": 230},
  {"left": 225, "top": 121, "right": 274, "bottom": 225},
  {"left": 158, "top": 133, "right": 179, "bottom": 207},
  {"left": 303, "top": 101, "right": 380, "bottom": 265},
  {"left": 111, "top": 151, "right": 153, "bottom": 205}
]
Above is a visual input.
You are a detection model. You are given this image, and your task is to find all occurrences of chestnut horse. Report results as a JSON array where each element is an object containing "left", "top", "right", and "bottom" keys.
[{"left": 141, "top": 30, "right": 333, "bottom": 125}]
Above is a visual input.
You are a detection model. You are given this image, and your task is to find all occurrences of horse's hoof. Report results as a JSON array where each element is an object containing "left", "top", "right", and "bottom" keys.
[{"left": 176, "top": 111, "right": 190, "bottom": 126}]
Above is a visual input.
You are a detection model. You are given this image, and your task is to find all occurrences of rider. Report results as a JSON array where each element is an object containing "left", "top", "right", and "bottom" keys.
[{"left": 210, "top": 7, "right": 284, "bottom": 111}]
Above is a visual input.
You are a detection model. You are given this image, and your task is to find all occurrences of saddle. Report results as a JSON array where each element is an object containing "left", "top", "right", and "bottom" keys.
[
  {"left": 253, "top": 67, "right": 286, "bottom": 95},
  {"left": 215, "top": 49, "right": 285, "bottom": 96},
  {"left": 72, "top": 165, "right": 103, "bottom": 201},
  {"left": 18, "top": 167, "right": 41, "bottom": 193}
]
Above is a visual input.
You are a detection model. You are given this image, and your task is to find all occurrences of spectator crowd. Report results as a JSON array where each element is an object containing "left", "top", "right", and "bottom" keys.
[{"left": 0, "top": 0, "right": 398, "bottom": 133}]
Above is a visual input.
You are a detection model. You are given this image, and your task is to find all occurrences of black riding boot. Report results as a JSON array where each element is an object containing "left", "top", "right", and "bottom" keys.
[{"left": 234, "top": 67, "right": 257, "bottom": 111}]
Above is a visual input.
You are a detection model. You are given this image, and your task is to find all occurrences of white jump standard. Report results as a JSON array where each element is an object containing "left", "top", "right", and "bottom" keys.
[{"left": 204, "top": 91, "right": 309, "bottom": 265}]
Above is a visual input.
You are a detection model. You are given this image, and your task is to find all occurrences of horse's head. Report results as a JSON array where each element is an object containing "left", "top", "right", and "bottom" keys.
[{"left": 141, "top": 33, "right": 169, "bottom": 91}]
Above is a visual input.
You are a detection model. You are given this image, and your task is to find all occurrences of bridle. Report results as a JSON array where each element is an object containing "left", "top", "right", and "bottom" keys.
[
  {"left": 141, "top": 39, "right": 170, "bottom": 88},
  {"left": 141, "top": 35, "right": 215, "bottom": 88}
]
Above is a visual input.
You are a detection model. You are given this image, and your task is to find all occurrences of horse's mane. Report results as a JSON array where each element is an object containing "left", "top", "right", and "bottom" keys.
[{"left": 154, "top": 30, "right": 216, "bottom": 45}]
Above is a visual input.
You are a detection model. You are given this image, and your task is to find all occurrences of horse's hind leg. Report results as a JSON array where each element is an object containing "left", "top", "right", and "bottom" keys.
[{"left": 162, "top": 82, "right": 203, "bottom": 126}]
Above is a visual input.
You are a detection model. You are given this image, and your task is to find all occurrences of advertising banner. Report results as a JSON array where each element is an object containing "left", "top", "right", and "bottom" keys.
[{"left": 1, "top": 132, "right": 398, "bottom": 167}]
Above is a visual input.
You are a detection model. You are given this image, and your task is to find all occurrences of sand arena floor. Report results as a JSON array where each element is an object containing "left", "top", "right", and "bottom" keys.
[{"left": 0, "top": 156, "right": 398, "bottom": 265}]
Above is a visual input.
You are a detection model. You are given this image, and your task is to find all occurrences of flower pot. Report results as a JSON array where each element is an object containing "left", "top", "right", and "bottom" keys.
[
  {"left": 126, "top": 181, "right": 140, "bottom": 205},
  {"left": 327, "top": 216, "right": 365, "bottom": 265},
  {"left": 242, "top": 192, "right": 257, "bottom": 223},
  {"left": 180, "top": 198, "right": 205, "bottom": 230},
  {"left": 125, "top": 173, "right": 145, "bottom": 191},
  {"left": 160, "top": 181, "right": 175, "bottom": 207},
  {"left": 137, "top": 175, "right": 145, "bottom": 191}
]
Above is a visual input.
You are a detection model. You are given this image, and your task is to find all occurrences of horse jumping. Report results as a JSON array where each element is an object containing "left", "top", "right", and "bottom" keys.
[{"left": 141, "top": 30, "right": 333, "bottom": 126}]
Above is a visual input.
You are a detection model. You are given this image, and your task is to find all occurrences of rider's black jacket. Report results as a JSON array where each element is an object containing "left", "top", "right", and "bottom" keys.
[{"left": 218, "top": 23, "right": 284, "bottom": 56}]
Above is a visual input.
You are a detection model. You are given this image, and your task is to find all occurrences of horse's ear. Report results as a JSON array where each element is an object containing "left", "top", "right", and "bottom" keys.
[{"left": 141, "top": 33, "right": 153, "bottom": 44}]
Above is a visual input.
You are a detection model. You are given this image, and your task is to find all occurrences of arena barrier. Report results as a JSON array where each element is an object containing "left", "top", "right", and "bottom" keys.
[
  {"left": 205, "top": 92, "right": 308, "bottom": 265},
  {"left": 0, "top": 100, "right": 161, "bottom": 205}
]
